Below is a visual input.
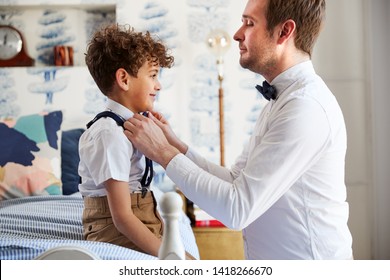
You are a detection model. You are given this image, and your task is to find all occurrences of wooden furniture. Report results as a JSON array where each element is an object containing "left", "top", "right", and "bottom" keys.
[{"left": 192, "top": 227, "right": 245, "bottom": 260}]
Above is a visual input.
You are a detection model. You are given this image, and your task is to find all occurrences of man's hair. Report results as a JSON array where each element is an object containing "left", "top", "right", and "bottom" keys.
[
  {"left": 85, "top": 24, "right": 174, "bottom": 95},
  {"left": 265, "top": 0, "right": 326, "bottom": 57}
]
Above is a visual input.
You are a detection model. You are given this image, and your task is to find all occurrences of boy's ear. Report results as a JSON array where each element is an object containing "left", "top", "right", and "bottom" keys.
[{"left": 116, "top": 68, "right": 130, "bottom": 91}]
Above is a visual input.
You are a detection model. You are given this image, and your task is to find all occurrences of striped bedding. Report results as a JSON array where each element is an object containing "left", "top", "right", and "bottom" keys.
[{"left": 0, "top": 191, "right": 199, "bottom": 260}]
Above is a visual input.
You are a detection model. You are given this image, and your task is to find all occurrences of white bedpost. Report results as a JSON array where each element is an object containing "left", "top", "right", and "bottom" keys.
[{"left": 158, "top": 192, "right": 185, "bottom": 260}]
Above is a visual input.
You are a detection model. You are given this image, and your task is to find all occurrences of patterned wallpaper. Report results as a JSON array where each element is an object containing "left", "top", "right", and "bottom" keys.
[{"left": 0, "top": 0, "right": 268, "bottom": 190}]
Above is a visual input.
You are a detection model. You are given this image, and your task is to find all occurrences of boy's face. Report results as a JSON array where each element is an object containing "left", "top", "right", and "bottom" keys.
[{"left": 126, "top": 61, "right": 161, "bottom": 113}]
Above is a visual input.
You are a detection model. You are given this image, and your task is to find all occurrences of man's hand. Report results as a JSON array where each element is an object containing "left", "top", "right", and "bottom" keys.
[
  {"left": 149, "top": 111, "right": 188, "bottom": 154},
  {"left": 123, "top": 113, "right": 180, "bottom": 169}
]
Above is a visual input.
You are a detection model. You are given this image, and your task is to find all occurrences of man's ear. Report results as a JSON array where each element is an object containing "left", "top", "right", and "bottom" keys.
[
  {"left": 116, "top": 68, "right": 130, "bottom": 91},
  {"left": 277, "top": 19, "right": 296, "bottom": 44}
]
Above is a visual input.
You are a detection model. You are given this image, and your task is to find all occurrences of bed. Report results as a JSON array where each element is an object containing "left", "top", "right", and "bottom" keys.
[
  {"left": 0, "top": 122, "right": 199, "bottom": 260},
  {"left": 0, "top": 188, "right": 199, "bottom": 260}
]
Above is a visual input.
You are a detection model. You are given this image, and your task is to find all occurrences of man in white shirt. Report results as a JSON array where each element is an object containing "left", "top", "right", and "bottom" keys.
[{"left": 124, "top": 0, "right": 353, "bottom": 259}]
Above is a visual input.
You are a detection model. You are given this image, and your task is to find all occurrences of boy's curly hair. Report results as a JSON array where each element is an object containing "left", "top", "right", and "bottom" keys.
[{"left": 85, "top": 23, "right": 174, "bottom": 95}]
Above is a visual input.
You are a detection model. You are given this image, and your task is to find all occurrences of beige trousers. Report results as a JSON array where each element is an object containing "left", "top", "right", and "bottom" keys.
[{"left": 82, "top": 191, "right": 164, "bottom": 254}]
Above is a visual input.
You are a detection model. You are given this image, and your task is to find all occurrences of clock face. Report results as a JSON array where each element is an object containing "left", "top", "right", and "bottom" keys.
[{"left": 0, "top": 26, "right": 23, "bottom": 60}]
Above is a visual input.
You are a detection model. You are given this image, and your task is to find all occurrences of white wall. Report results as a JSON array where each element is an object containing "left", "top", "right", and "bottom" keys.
[{"left": 367, "top": 0, "right": 390, "bottom": 260}]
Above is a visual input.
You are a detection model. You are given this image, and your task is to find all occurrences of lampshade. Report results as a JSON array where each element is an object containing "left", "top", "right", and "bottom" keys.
[
  {"left": 206, "top": 29, "right": 231, "bottom": 79},
  {"left": 205, "top": 29, "right": 231, "bottom": 59}
]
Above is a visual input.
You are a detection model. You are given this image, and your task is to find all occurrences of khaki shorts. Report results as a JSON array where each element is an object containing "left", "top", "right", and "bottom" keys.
[{"left": 82, "top": 191, "right": 164, "bottom": 254}]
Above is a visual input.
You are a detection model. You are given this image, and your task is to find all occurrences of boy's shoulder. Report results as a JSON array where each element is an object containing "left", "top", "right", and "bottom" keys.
[{"left": 82, "top": 117, "right": 125, "bottom": 140}]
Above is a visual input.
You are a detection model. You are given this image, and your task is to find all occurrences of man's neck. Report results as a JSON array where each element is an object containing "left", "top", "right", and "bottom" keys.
[{"left": 267, "top": 51, "right": 310, "bottom": 83}]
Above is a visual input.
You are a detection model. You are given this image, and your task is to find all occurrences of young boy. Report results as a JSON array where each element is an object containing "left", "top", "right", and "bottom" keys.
[{"left": 78, "top": 23, "right": 174, "bottom": 257}]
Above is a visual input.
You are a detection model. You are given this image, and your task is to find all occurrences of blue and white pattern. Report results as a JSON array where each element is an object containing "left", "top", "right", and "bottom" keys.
[{"left": 0, "top": 190, "right": 200, "bottom": 260}]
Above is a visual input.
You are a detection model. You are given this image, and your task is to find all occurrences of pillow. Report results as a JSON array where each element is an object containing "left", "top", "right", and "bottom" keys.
[
  {"left": 61, "top": 128, "right": 85, "bottom": 195},
  {"left": 0, "top": 111, "right": 63, "bottom": 200}
]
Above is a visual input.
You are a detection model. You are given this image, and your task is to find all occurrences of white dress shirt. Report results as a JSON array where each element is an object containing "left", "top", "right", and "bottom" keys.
[
  {"left": 78, "top": 99, "right": 146, "bottom": 197},
  {"left": 167, "top": 61, "right": 353, "bottom": 259}
]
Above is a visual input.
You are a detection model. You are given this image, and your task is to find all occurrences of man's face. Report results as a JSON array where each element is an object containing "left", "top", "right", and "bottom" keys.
[{"left": 233, "top": 0, "right": 278, "bottom": 76}]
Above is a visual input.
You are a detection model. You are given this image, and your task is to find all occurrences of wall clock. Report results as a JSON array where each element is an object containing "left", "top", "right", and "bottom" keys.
[{"left": 0, "top": 25, "right": 34, "bottom": 67}]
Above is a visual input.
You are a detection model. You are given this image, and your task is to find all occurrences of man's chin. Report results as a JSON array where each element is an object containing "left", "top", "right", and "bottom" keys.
[{"left": 239, "top": 59, "right": 250, "bottom": 70}]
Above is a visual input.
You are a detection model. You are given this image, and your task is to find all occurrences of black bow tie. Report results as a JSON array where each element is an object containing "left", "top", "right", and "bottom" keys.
[{"left": 256, "top": 81, "right": 277, "bottom": 101}]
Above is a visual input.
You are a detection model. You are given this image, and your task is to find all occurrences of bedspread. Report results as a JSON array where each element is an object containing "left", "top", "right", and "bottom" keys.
[{"left": 0, "top": 192, "right": 199, "bottom": 260}]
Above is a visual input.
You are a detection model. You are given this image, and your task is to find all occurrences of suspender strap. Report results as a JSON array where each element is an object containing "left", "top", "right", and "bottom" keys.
[
  {"left": 86, "top": 111, "right": 153, "bottom": 198},
  {"left": 86, "top": 111, "right": 124, "bottom": 129},
  {"left": 141, "top": 157, "right": 153, "bottom": 197}
]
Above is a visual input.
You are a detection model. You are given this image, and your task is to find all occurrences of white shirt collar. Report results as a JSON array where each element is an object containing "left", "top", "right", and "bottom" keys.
[
  {"left": 271, "top": 60, "right": 315, "bottom": 100},
  {"left": 106, "top": 98, "right": 134, "bottom": 120}
]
